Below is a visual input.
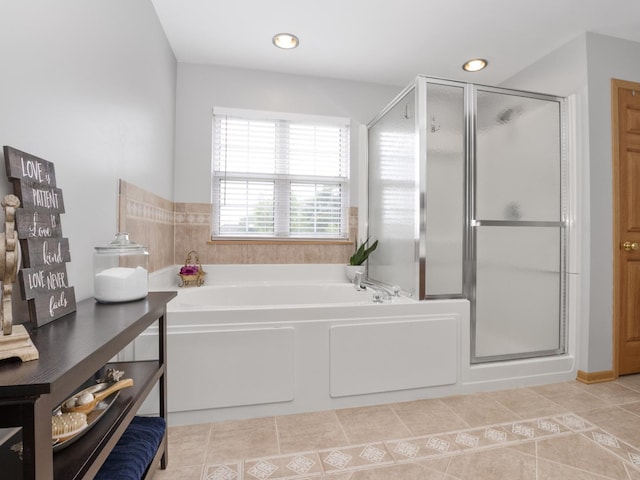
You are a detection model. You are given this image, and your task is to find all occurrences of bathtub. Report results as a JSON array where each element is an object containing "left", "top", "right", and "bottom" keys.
[
  {"left": 134, "top": 264, "right": 577, "bottom": 426},
  {"left": 169, "top": 281, "right": 411, "bottom": 309}
]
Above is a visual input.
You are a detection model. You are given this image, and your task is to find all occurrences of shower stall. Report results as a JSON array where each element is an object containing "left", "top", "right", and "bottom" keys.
[{"left": 367, "top": 76, "right": 566, "bottom": 363}]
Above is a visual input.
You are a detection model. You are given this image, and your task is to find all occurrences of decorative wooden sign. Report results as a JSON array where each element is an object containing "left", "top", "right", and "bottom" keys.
[
  {"left": 4, "top": 146, "right": 76, "bottom": 327},
  {"left": 15, "top": 208, "right": 63, "bottom": 239},
  {"left": 12, "top": 182, "right": 65, "bottom": 211},
  {"left": 18, "top": 264, "right": 76, "bottom": 321},
  {"left": 4, "top": 148, "right": 57, "bottom": 186},
  {"left": 22, "top": 238, "right": 71, "bottom": 266}
]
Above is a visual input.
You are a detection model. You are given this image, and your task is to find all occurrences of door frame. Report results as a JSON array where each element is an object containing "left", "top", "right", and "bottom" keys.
[{"left": 611, "top": 78, "right": 640, "bottom": 378}]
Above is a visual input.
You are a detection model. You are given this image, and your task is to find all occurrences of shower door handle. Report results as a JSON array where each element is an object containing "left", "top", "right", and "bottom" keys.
[{"left": 623, "top": 241, "right": 639, "bottom": 252}]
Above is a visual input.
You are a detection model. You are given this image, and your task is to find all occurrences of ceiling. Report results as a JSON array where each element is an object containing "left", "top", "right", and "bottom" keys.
[{"left": 151, "top": 0, "right": 640, "bottom": 87}]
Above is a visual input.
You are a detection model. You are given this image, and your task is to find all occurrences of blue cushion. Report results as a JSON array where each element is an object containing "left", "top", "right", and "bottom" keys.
[{"left": 95, "top": 416, "right": 166, "bottom": 480}]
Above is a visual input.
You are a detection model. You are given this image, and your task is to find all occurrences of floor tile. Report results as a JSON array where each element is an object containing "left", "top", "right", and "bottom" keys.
[
  {"left": 554, "top": 413, "right": 598, "bottom": 432},
  {"left": 335, "top": 405, "right": 412, "bottom": 444},
  {"left": 536, "top": 458, "right": 619, "bottom": 480},
  {"left": 205, "top": 416, "right": 279, "bottom": 464},
  {"left": 244, "top": 451, "right": 323, "bottom": 479},
  {"left": 276, "top": 410, "right": 349, "bottom": 453},
  {"left": 613, "top": 374, "right": 640, "bottom": 392},
  {"left": 439, "top": 392, "right": 521, "bottom": 427},
  {"left": 619, "top": 401, "right": 640, "bottom": 416},
  {"left": 169, "top": 423, "right": 212, "bottom": 442},
  {"left": 415, "top": 456, "right": 452, "bottom": 473},
  {"left": 445, "top": 446, "right": 537, "bottom": 480},
  {"left": 449, "top": 424, "right": 522, "bottom": 451},
  {"left": 147, "top": 379, "right": 640, "bottom": 480},
  {"left": 506, "top": 440, "right": 537, "bottom": 456},
  {"left": 626, "top": 462, "right": 640, "bottom": 480},
  {"left": 531, "top": 382, "right": 609, "bottom": 412},
  {"left": 585, "top": 428, "right": 640, "bottom": 467},
  {"left": 201, "top": 462, "right": 241, "bottom": 480},
  {"left": 319, "top": 442, "right": 394, "bottom": 474},
  {"left": 390, "top": 398, "right": 470, "bottom": 436},
  {"left": 153, "top": 464, "right": 203, "bottom": 480},
  {"left": 348, "top": 462, "right": 445, "bottom": 479},
  {"left": 505, "top": 417, "right": 573, "bottom": 442},
  {"left": 536, "top": 432, "right": 630, "bottom": 478},
  {"left": 486, "top": 386, "right": 569, "bottom": 417},
  {"left": 167, "top": 423, "right": 211, "bottom": 467},
  {"left": 386, "top": 433, "right": 462, "bottom": 462},
  {"left": 575, "top": 380, "right": 640, "bottom": 405},
  {"left": 580, "top": 406, "right": 640, "bottom": 448},
  {"left": 298, "top": 474, "right": 352, "bottom": 480}
]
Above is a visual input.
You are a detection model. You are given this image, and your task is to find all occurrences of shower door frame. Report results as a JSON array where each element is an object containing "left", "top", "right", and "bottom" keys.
[
  {"left": 464, "top": 84, "right": 569, "bottom": 364},
  {"left": 419, "top": 77, "right": 469, "bottom": 300},
  {"left": 366, "top": 76, "right": 568, "bottom": 363}
]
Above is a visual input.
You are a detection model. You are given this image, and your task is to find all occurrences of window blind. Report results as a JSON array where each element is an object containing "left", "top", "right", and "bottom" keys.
[{"left": 212, "top": 110, "right": 350, "bottom": 239}]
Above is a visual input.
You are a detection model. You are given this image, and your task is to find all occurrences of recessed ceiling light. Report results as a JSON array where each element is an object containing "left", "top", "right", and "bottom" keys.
[
  {"left": 272, "top": 33, "right": 299, "bottom": 50},
  {"left": 462, "top": 58, "right": 488, "bottom": 72}
]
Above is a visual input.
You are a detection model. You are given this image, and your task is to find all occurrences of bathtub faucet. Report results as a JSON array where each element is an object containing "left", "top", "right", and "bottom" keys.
[
  {"left": 353, "top": 272, "right": 401, "bottom": 301},
  {"left": 352, "top": 270, "right": 366, "bottom": 291}
]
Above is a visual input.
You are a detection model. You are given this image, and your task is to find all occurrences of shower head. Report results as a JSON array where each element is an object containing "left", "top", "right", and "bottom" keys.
[
  {"left": 497, "top": 108, "right": 514, "bottom": 124},
  {"left": 496, "top": 106, "right": 522, "bottom": 124}
]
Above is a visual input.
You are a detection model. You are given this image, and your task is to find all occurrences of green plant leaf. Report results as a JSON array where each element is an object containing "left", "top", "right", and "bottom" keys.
[{"left": 349, "top": 238, "right": 378, "bottom": 265}]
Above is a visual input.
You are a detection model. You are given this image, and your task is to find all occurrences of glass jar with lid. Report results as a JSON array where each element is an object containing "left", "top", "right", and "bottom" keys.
[{"left": 94, "top": 232, "right": 149, "bottom": 303}]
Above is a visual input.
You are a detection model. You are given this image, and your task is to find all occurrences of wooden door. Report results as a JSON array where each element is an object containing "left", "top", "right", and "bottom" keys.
[{"left": 613, "top": 78, "right": 640, "bottom": 375}]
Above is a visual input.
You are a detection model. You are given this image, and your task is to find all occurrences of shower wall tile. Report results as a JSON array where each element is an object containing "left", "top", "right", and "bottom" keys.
[
  {"left": 244, "top": 244, "right": 307, "bottom": 264},
  {"left": 303, "top": 244, "right": 354, "bottom": 264},
  {"left": 174, "top": 202, "right": 357, "bottom": 265},
  {"left": 175, "top": 224, "right": 209, "bottom": 262},
  {"left": 118, "top": 179, "right": 175, "bottom": 272},
  {"left": 203, "top": 244, "right": 247, "bottom": 265},
  {"left": 349, "top": 206, "right": 359, "bottom": 243}
]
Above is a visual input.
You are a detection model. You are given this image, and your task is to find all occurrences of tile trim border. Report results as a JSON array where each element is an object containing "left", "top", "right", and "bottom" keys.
[{"left": 125, "top": 197, "right": 174, "bottom": 224}]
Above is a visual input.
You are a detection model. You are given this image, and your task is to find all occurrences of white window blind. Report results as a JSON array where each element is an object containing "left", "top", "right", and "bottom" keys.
[{"left": 212, "top": 108, "right": 350, "bottom": 239}]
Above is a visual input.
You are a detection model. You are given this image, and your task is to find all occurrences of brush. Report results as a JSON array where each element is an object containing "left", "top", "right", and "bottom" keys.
[
  {"left": 51, "top": 412, "right": 88, "bottom": 440},
  {"left": 62, "top": 378, "right": 134, "bottom": 415}
]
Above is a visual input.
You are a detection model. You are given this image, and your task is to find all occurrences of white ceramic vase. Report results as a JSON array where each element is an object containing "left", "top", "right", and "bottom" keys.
[{"left": 345, "top": 264, "right": 365, "bottom": 282}]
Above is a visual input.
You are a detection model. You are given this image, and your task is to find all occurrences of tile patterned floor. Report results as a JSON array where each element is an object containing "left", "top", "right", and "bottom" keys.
[{"left": 153, "top": 375, "right": 640, "bottom": 479}]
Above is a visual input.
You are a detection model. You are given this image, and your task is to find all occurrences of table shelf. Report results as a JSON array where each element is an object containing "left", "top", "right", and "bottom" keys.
[{"left": 0, "top": 291, "right": 176, "bottom": 480}]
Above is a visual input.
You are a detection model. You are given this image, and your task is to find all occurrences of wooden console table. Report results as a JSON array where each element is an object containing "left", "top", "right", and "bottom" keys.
[{"left": 0, "top": 291, "right": 176, "bottom": 480}]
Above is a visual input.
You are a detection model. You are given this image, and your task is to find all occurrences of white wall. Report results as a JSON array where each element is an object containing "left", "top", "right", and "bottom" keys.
[
  {"left": 503, "top": 33, "right": 640, "bottom": 373},
  {"left": 0, "top": 1, "right": 176, "bottom": 302},
  {"left": 173, "top": 63, "right": 401, "bottom": 204},
  {"left": 584, "top": 33, "right": 640, "bottom": 372},
  {"left": 501, "top": 34, "right": 589, "bottom": 97}
]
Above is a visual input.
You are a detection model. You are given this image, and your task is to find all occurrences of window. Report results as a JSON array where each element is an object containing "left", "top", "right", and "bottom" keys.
[{"left": 211, "top": 108, "right": 350, "bottom": 240}]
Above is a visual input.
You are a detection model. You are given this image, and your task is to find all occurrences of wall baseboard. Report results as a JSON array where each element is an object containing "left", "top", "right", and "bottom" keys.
[{"left": 576, "top": 369, "right": 616, "bottom": 384}]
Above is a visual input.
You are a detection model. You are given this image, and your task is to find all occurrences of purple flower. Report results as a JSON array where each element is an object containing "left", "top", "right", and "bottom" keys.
[{"left": 180, "top": 265, "right": 199, "bottom": 275}]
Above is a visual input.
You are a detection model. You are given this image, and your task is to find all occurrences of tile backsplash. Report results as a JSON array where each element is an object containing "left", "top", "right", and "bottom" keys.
[
  {"left": 174, "top": 202, "right": 356, "bottom": 265},
  {"left": 118, "top": 179, "right": 174, "bottom": 272},
  {"left": 118, "top": 180, "right": 356, "bottom": 270}
]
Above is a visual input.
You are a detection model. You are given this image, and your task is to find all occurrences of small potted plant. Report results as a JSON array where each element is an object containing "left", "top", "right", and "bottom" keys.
[{"left": 345, "top": 237, "right": 378, "bottom": 281}]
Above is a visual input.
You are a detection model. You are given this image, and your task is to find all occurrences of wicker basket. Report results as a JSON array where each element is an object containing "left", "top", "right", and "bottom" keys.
[{"left": 177, "top": 251, "right": 206, "bottom": 287}]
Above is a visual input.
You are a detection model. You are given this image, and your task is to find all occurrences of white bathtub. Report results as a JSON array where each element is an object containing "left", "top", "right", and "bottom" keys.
[
  {"left": 134, "top": 264, "right": 577, "bottom": 426},
  {"left": 169, "top": 282, "right": 410, "bottom": 309}
]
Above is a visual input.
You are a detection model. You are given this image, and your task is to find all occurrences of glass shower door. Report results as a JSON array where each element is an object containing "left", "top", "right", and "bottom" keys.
[
  {"left": 472, "top": 88, "right": 566, "bottom": 362},
  {"left": 424, "top": 81, "right": 465, "bottom": 297},
  {"left": 367, "top": 78, "right": 466, "bottom": 299},
  {"left": 367, "top": 88, "right": 420, "bottom": 297}
]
